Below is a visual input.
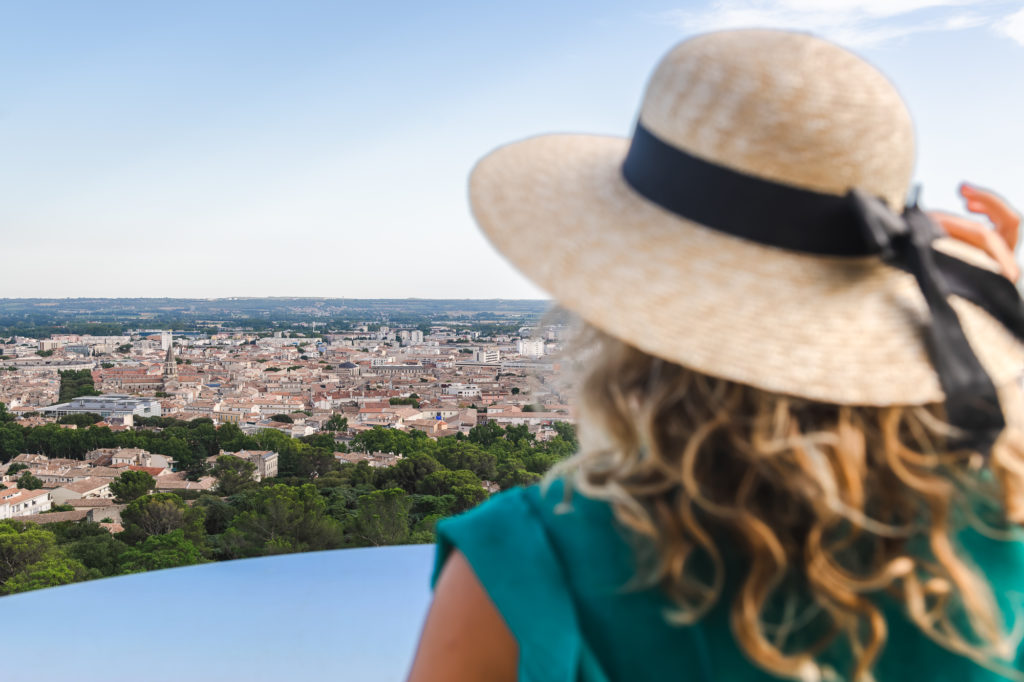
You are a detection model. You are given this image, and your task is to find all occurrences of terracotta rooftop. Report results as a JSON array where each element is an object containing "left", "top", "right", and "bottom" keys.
[{"left": 18, "top": 510, "right": 89, "bottom": 524}]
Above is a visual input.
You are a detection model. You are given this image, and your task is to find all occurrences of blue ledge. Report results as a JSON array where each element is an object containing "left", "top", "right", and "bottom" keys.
[{"left": 3, "top": 544, "right": 436, "bottom": 682}]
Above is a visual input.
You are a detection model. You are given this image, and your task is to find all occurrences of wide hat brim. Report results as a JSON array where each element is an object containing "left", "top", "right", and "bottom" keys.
[{"left": 470, "top": 133, "right": 1024, "bottom": 406}]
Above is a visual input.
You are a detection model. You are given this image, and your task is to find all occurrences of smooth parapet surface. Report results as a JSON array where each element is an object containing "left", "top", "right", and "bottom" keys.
[{"left": 2, "top": 544, "right": 435, "bottom": 682}]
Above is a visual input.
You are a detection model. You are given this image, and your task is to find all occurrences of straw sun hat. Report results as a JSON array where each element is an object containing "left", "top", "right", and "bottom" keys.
[{"left": 470, "top": 29, "right": 1024, "bottom": 449}]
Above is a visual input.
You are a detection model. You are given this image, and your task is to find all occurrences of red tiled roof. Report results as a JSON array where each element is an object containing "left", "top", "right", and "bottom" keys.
[{"left": 128, "top": 466, "right": 166, "bottom": 477}]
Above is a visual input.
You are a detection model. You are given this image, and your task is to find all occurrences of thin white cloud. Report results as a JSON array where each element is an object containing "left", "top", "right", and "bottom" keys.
[
  {"left": 660, "top": 0, "right": 997, "bottom": 48},
  {"left": 996, "top": 6, "right": 1024, "bottom": 45},
  {"left": 768, "top": 0, "right": 983, "bottom": 18}
]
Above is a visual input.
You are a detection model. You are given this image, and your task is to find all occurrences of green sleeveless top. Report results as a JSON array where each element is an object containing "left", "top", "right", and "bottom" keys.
[{"left": 432, "top": 479, "right": 1024, "bottom": 682}]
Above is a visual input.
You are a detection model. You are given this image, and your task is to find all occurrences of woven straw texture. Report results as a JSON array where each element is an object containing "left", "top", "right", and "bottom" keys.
[{"left": 469, "top": 30, "right": 1024, "bottom": 406}]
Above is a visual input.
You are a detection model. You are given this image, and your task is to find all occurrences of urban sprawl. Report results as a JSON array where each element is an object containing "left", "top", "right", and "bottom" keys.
[{"left": 0, "top": 316, "right": 571, "bottom": 528}]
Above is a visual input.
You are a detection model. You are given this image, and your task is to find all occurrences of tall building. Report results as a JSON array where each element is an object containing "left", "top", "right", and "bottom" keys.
[
  {"left": 517, "top": 339, "right": 545, "bottom": 358},
  {"left": 475, "top": 349, "right": 500, "bottom": 364},
  {"left": 163, "top": 344, "right": 177, "bottom": 378},
  {"left": 160, "top": 331, "right": 172, "bottom": 351},
  {"left": 163, "top": 344, "right": 178, "bottom": 392}
]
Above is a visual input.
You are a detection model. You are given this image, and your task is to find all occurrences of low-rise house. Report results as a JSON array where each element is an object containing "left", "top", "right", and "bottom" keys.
[
  {"left": 18, "top": 510, "right": 89, "bottom": 524},
  {"left": 128, "top": 465, "right": 169, "bottom": 478},
  {"left": 0, "top": 488, "right": 53, "bottom": 518},
  {"left": 153, "top": 473, "right": 216, "bottom": 492},
  {"left": 50, "top": 477, "right": 114, "bottom": 506},
  {"left": 33, "top": 468, "right": 79, "bottom": 486}
]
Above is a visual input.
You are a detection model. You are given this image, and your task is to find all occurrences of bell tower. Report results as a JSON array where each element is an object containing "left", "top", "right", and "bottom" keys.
[{"left": 163, "top": 344, "right": 176, "bottom": 377}]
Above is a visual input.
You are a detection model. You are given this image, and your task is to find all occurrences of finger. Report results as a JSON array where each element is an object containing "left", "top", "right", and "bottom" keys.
[
  {"left": 929, "top": 211, "right": 1020, "bottom": 281},
  {"left": 961, "top": 184, "right": 1021, "bottom": 248},
  {"left": 930, "top": 212, "right": 990, "bottom": 250}
]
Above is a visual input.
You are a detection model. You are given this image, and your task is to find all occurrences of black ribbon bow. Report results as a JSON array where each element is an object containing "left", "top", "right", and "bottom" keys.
[
  {"left": 622, "top": 122, "right": 1024, "bottom": 454},
  {"left": 849, "top": 189, "right": 1021, "bottom": 454}
]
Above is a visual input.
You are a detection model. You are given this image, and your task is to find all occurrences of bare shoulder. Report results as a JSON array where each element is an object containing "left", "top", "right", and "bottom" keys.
[{"left": 406, "top": 549, "right": 518, "bottom": 682}]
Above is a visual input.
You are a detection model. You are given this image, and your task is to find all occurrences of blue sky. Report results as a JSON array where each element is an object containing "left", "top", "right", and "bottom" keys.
[{"left": 3, "top": 0, "right": 1024, "bottom": 298}]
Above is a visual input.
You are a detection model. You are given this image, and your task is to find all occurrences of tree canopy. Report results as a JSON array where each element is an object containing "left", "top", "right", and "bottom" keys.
[
  {"left": 0, "top": 419, "right": 579, "bottom": 596},
  {"left": 212, "top": 455, "right": 256, "bottom": 495},
  {"left": 110, "top": 470, "right": 156, "bottom": 503}
]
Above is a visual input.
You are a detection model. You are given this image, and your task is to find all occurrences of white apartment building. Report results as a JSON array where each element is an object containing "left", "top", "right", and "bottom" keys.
[
  {"left": 443, "top": 383, "right": 482, "bottom": 398},
  {"left": 0, "top": 488, "right": 53, "bottom": 519},
  {"left": 475, "top": 349, "right": 500, "bottom": 364},
  {"left": 50, "top": 478, "right": 114, "bottom": 506},
  {"left": 517, "top": 339, "right": 546, "bottom": 358}
]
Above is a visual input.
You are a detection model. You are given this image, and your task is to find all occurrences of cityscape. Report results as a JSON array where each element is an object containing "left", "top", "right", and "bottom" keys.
[{"left": 0, "top": 298, "right": 578, "bottom": 595}]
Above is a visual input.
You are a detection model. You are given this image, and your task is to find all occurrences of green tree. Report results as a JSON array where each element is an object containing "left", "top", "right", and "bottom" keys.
[
  {"left": 58, "top": 369, "right": 100, "bottom": 403},
  {"left": 351, "top": 488, "right": 412, "bottom": 546},
  {"left": 373, "top": 452, "right": 442, "bottom": 493},
  {"left": 6, "top": 462, "right": 28, "bottom": 475},
  {"left": 0, "top": 426, "right": 25, "bottom": 464},
  {"left": 0, "top": 522, "right": 55, "bottom": 579},
  {"left": 468, "top": 421, "right": 504, "bottom": 447},
  {"left": 324, "top": 414, "right": 348, "bottom": 431},
  {"left": 193, "top": 495, "right": 237, "bottom": 535},
  {"left": 417, "top": 469, "right": 483, "bottom": 497},
  {"left": 17, "top": 471, "right": 43, "bottom": 490},
  {"left": 409, "top": 514, "right": 444, "bottom": 544},
  {"left": 221, "top": 484, "right": 344, "bottom": 558},
  {"left": 270, "top": 414, "right": 293, "bottom": 423},
  {"left": 411, "top": 494, "right": 454, "bottom": 519},
  {"left": 0, "top": 521, "right": 87, "bottom": 594},
  {"left": 119, "top": 530, "right": 207, "bottom": 573},
  {"left": 451, "top": 484, "right": 488, "bottom": 514},
  {"left": 212, "top": 455, "right": 256, "bottom": 495},
  {"left": 551, "top": 421, "right": 579, "bottom": 452},
  {"left": 66, "top": 533, "right": 129, "bottom": 577},
  {"left": 504, "top": 423, "right": 535, "bottom": 443},
  {"left": 279, "top": 447, "right": 337, "bottom": 479},
  {"left": 2, "top": 554, "right": 87, "bottom": 594},
  {"left": 299, "top": 433, "right": 338, "bottom": 451},
  {"left": 57, "top": 413, "right": 104, "bottom": 427},
  {"left": 120, "top": 493, "right": 205, "bottom": 544},
  {"left": 434, "top": 440, "right": 497, "bottom": 480},
  {"left": 215, "top": 422, "right": 252, "bottom": 452},
  {"left": 110, "top": 470, "right": 156, "bottom": 503}
]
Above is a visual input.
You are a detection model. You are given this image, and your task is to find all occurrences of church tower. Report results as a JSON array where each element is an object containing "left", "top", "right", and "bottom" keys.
[
  {"left": 163, "top": 344, "right": 177, "bottom": 378},
  {"left": 162, "top": 343, "right": 179, "bottom": 393}
]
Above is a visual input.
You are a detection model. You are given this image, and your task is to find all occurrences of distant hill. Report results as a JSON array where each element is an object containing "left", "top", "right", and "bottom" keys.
[{"left": 0, "top": 298, "right": 557, "bottom": 338}]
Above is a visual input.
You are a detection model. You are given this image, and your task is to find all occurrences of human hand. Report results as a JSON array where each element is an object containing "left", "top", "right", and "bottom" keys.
[{"left": 928, "top": 183, "right": 1021, "bottom": 283}]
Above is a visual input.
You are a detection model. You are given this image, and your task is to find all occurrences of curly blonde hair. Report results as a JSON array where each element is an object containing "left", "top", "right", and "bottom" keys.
[{"left": 552, "top": 323, "right": 1024, "bottom": 681}]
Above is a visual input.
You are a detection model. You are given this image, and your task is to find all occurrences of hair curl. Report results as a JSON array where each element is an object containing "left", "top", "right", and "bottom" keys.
[{"left": 552, "top": 324, "right": 1024, "bottom": 681}]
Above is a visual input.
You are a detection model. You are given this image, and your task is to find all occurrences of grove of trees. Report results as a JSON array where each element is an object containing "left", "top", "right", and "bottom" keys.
[
  {"left": 0, "top": 406, "right": 578, "bottom": 596},
  {"left": 57, "top": 369, "right": 101, "bottom": 403}
]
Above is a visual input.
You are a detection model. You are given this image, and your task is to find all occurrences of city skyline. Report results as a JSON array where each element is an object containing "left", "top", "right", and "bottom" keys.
[{"left": 4, "top": 0, "right": 1024, "bottom": 298}]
